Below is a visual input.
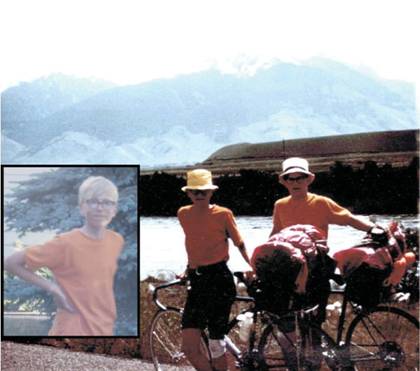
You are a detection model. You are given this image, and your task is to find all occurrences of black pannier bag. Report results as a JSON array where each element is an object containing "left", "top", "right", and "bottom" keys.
[{"left": 345, "top": 263, "right": 393, "bottom": 308}]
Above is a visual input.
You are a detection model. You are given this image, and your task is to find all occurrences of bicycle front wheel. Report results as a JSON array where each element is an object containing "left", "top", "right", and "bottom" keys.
[
  {"left": 258, "top": 324, "right": 290, "bottom": 369},
  {"left": 259, "top": 323, "right": 341, "bottom": 370},
  {"left": 345, "top": 306, "right": 419, "bottom": 370},
  {"left": 150, "top": 309, "right": 210, "bottom": 370}
]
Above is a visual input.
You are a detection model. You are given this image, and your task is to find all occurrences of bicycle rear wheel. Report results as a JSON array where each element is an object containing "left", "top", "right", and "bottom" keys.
[
  {"left": 345, "top": 306, "right": 419, "bottom": 370},
  {"left": 149, "top": 309, "right": 210, "bottom": 370}
]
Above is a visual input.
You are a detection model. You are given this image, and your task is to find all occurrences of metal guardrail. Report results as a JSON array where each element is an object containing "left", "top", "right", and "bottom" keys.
[{"left": 3, "top": 312, "right": 52, "bottom": 336}]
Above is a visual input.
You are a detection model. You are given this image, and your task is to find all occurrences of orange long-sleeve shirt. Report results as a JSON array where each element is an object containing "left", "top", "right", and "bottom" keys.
[{"left": 25, "top": 228, "right": 124, "bottom": 336}]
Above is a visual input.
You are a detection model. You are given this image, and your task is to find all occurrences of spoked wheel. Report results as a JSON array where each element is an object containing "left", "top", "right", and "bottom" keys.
[
  {"left": 345, "top": 306, "right": 419, "bottom": 370},
  {"left": 259, "top": 323, "right": 341, "bottom": 370},
  {"left": 149, "top": 309, "right": 210, "bottom": 370},
  {"left": 258, "top": 324, "right": 291, "bottom": 369}
]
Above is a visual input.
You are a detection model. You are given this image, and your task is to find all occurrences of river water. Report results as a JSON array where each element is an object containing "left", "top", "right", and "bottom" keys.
[
  {"left": 4, "top": 215, "right": 418, "bottom": 280},
  {"left": 140, "top": 214, "right": 419, "bottom": 280}
]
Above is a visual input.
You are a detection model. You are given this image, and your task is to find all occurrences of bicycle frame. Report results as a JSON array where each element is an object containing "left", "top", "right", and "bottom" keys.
[
  {"left": 331, "top": 286, "right": 384, "bottom": 344},
  {"left": 150, "top": 276, "right": 338, "bottom": 370},
  {"left": 223, "top": 294, "right": 256, "bottom": 366},
  {"left": 224, "top": 290, "right": 323, "bottom": 370},
  {"left": 333, "top": 288, "right": 350, "bottom": 345}
]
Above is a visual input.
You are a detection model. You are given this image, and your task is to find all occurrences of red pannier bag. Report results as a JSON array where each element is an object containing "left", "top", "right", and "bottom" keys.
[
  {"left": 251, "top": 225, "right": 335, "bottom": 314},
  {"left": 333, "top": 222, "right": 416, "bottom": 307}
]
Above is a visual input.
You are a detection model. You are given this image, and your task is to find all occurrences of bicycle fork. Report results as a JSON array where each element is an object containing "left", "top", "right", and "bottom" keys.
[
  {"left": 224, "top": 335, "right": 242, "bottom": 359},
  {"left": 224, "top": 335, "right": 251, "bottom": 370},
  {"left": 224, "top": 321, "right": 261, "bottom": 370}
]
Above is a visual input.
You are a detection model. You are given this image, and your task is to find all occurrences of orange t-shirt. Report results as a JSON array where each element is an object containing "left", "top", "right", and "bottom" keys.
[
  {"left": 24, "top": 228, "right": 124, "bottom": 336},
  {"left": 177, "top": 204, "right": 243, "bottom": 268},
  {"left": 272, "top": 193, "right": 352, "bottom": 237}
]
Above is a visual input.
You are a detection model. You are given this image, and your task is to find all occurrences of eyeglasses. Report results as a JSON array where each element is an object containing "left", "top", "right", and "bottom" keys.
[
  {"left": 85, "top": 199, "right": 116, "bottom": 209},
  {"left": 284, "top": 174, "right": 308, "bottom": 183},
  {"left": 190, "top": 190, "right": 211, "bottom": 196}
]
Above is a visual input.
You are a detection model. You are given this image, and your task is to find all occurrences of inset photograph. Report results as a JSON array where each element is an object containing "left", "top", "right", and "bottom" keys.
[{"left": 2, "top": 165, "right": 139, "bottom": 337}]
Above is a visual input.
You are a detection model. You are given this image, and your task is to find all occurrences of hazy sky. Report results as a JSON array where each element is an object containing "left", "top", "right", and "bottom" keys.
[{"left": 1, "top": 0, "right": 419, "bottom": 92}]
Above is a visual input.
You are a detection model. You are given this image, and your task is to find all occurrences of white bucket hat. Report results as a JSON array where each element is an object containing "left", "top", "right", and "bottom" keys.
[
  {"left": 181, "top": 169, "right": 219, "bottom": 192},
  {"left": 280, "top": 157, "right": 314, "bottom": 178}
]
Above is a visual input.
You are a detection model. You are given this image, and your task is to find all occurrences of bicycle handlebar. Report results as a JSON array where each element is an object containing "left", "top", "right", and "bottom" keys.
[{"left": 151, "top": 278, "right": 186, "bottom": 311}]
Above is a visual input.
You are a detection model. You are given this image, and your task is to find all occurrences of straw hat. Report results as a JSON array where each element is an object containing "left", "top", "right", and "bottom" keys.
[
  {"left": 280, "top": 157, "right": 314, "bottom": 178},
  {"left": 181, "top": 169, "right": 219, "bottom": 192}
]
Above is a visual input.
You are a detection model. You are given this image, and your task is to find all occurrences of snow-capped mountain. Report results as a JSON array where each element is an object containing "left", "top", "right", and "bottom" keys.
[
  {"left": 6, "top": 127, "right": 221, "bottom": 167},
  {"left": 1, "top": 59, "right": 417, "bottom": 166}
]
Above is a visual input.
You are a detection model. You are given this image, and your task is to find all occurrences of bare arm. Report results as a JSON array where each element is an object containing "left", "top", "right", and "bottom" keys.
[
  {"left": 236, "top": 242, "right": 252, "bottom": 269},
  {"left": 270, "top": 203, "right": 281, "bottom": 237},
  {"left": 4, "top": 251, "right": 76, "bottom": 313},
  {"left": 269, "top": 225, "right": 278, "bottom": 237},
  {"left": 347, "top": 214, "right": 375, "bottom": 232}
]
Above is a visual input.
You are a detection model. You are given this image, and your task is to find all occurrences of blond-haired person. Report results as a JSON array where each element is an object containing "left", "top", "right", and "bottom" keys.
[
  {"left": 4, "top": 176, "right": 124, "bottom": 336},
  {"left": 178, "top": 169, "right": 252, "bottom": 371}
]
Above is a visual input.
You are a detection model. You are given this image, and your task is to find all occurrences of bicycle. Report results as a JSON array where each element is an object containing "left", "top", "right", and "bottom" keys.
[
  {"left": 244, "top": 274, "right": 419, "bottom": 370},
  {"left": 149, "top": 273, "right": 339, "bottom": 370},
  {"left": 149, "top": 271, "right": 419, "bottom": 370}
]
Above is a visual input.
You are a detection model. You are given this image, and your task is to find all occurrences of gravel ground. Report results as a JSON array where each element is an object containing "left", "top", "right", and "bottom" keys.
[{"left": 1, "top": 341, "right": 156, "bottom": 371}]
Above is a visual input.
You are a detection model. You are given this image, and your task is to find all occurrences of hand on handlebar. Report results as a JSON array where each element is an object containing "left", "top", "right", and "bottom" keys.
[
  {"left": 369, "top": 224, "right": 389, "bottom": 245},
  {"left": 234, "top": 270, "right": 256, "bottom": 288}
]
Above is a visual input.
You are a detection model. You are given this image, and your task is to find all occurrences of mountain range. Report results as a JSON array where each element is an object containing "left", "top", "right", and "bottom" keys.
[{"left": 1, "top": 59, "right": 417, "bottom": 166}]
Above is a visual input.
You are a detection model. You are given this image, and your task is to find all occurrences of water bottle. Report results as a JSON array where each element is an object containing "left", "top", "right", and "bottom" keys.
[{"left": 238, "top": 312, "right": 253, "bottom": 342}]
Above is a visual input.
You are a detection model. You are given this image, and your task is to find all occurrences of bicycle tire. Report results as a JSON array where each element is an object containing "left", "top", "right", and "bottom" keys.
[
  {"left": 149, "top": 309, "right": 210, "bottom": 371},
  {"left": 345, "top": 306, "right": 419, "bottom": 371},
  {"left": 258, "top": 322, "right": 341, "bottom": 370}
]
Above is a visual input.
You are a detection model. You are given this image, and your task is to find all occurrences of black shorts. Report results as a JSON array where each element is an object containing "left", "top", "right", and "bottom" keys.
[{"left": 182, "top": 261, "right": 236, "bottom": 339}]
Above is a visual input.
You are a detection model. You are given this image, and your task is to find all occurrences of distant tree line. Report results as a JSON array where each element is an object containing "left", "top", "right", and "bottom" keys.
[{"left": 140, "top": 158, "right": 419, "bottom": 216}]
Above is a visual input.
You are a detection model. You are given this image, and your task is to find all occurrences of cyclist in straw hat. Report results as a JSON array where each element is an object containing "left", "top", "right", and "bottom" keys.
[{"left": 178, "top": 169, "right": 252, "bottom": 371}]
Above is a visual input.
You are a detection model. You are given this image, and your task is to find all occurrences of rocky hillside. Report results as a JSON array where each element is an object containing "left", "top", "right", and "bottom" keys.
[{"left": 2, "top": 59, "right": 416, "bottom": 166}]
